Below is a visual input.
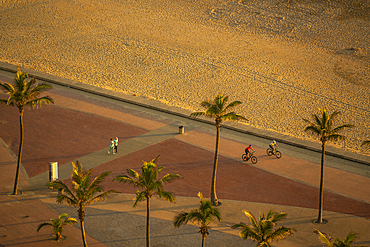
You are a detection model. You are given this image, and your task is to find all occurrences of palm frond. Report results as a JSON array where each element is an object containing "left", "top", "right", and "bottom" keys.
[
  {"left": 160, "top": 173, "right": 182, "bottom": 184},
  {"left": 331, "top": 124, "right": 355, "bottom": 133},
  {"left": 327, "top": 133, "right": 345, "bottom": 142},
  {"left": 327, "top": 110, "right": 341, "bottom": 122},
  {"left": 234, "top": 113, "right": 248, "bottom": 121},
  {"left": 243, "top": 210, "right": 259, "bottom": 229},
  {"left": 23, "top": 78, "right": 36, "bottom": 95},
  {"left": 271, "top": 212, "right": 287, "bottom": 223},
  {"left": 200, "top": 101, "right": 212, "bottom": 109},
  {"left": 303, "top": 109, "right": 353, "bottom": 146},
  {"left": 302, "top": 117, "right": 312, "bottom": 124},
  {"left": 234, "top": 210, "right": 294, "bottom": 245},
  {"left": 221, "top": 112, "right": 239, "bottom": 121},
  {"left": 267, "top": 226, "right": 296, "bottom": 241},
  {"left": 48, "top": 180, "right": 78, "bottom": 204},
  {"left": 343, "top": 232, "right": 357, "bottom": 244},
  {"left": 266, "top": 210, "right": 275, "bottom": 220},
  {"left": 133, "top": 191, "right": 146, "bottom": 207},
  {"left": 114, "top": 174, "right": 141, "bottom": 187},
  {"left": 173, "top": 211, "right": 189, "bottom": 227},
  {"left": 224, "top": 100, "right": 242, "bottom": 111},
  {"left": 0, "top": 99, "right": 8, "bottom": 105},
  {"left": 2, "top": 70, "right": 54, "bottom": 113},
  {"left": 232, "top": 223, "right": 259, "bottom": 241},
  {"left": 303, "top": 125, "right": 321, "bottom": 135},
  {"left": 14, "top": 69, "right": 28, "bottom": 92},
  {"left": 258, "top": 242, "right": 272, "bottom": 247},
  {"left": 72, "top": 161, "right": 84, "bottom": 185},
  {"left": 25, "top": 96, "right": 54, "bottom": 108},
  {"left": 151, "top": 154, "right": 161, "bottom": 164},
  {"left": 36, "top": 222, "right": 52, "bottom": 232},
  {"left": 56, "top": 193, "right": 78, "bottom": 206},
  {"left": 63, "top": 217, "right": 78, "bottom": 225},
  {"left": 173, "top": 191, "right": 221, "bottom": 236},
  {"left": 148, "top": 180, "right": 164, "bottom": 193},
  {"left": 89, "top": 171, "right": 112, "bottom": 190},
  {"left": 214, "top": 94, "right": 226, "bottom": 111},
  {"left": 205, "top": 106, "right": 219, "bottom": 116},
  {"left": 197, "top": 191, "right": 204, "bottom": 201},
  {"left": 85, "top": 190, "right": 120, "bottom": 206},
  {"left": 0, "top": 82, "right": 15, "bottom": 94},
  {"left": 314, "top": 113, "right": 323, "bottom": 128},
  {"left": 186, "top": 210, "right": 205, "bottom": 225},
  {"left": 361, "top": 140, "right": 370, "bottom": 147},
  {"left": 58, "top": 213, "right": 69, "bottom": 219},
  {"left": 156, "top": 190, "right": 175, "bottom": 203},
  {"left": 155, "top": 166, "right": 164, "bottom": 176},
  {"left": 191, "top": 94, "right": 246, "bottom": 124},
  {"left": 210, "top": 207, "right": 221, "bottom": 221},
  {"left": 128, "top": 168, "right": 141, "bottom": 180},
  {"left": 314, "top": 229, "right": 333, "bottom": 247},
  {"left": 80, "top": 169, "right": 92, "bottom": 190},
  {"left": 30, "top": 83, "right": 53, "bottom": 94}
]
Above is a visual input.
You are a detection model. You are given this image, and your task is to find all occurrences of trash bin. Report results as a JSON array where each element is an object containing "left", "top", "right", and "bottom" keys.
[
  {"left": 179, "top": 126, "right": 184, "bottom": 134},
  {"left": 49, "top": 162, "right": 58, "bottom": 182}
]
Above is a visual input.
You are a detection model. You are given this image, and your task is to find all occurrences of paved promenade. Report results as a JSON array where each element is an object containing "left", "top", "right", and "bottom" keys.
[{"left": 0, "top": 66, "right": 369, "bottom": 246}]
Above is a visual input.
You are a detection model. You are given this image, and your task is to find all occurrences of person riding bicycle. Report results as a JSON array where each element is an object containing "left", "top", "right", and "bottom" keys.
[
  {"left": 245, "top": 145, "right": 255, "bottom": 160},
  {"left": 269, "top": 140, "right": 279, "bottom": 154}
]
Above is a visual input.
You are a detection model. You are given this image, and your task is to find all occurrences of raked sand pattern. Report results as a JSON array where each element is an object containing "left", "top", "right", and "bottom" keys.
[{"left": 0, "top": 0, "right": 369, "bottom": 156}]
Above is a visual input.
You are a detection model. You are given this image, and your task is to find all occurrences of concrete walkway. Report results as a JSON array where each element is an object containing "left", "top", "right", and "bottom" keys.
[{"left": 0, "top": 66, "right": 369, "bottom": 246}]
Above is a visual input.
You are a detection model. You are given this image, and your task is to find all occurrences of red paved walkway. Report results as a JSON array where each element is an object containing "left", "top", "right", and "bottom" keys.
[{"left": 1, "top": 73, "right": 369, "bottom": 246}]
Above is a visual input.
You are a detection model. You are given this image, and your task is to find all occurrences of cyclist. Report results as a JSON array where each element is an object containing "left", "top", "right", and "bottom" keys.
[
  {"left": 245, "top": 145, "right": 255, "bottom": 160},
  {"left": 269, "top": 140, "right": 279, "bottom": 154}
]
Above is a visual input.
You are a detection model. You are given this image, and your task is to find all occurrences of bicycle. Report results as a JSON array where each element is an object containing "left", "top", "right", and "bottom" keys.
[
  {"left": 266, "top": 147, "right": 282, "bottom": 158},
  {"left": 242, "top": 151, "right": 258, "bottom": 164}
]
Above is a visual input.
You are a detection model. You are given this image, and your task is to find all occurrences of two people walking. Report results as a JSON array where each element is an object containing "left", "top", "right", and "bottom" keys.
[{"left": 108, "top": 137, "right": 119, "bottom": 154}]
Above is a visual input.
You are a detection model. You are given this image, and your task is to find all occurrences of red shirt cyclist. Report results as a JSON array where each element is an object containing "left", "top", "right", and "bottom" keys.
[{"left": 245, "top": 145, "right": 255, "bottom": 160}]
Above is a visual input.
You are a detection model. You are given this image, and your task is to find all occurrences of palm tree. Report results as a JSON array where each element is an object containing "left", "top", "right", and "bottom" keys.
[
  {"left": 48, "top": 161, "right": 119, "bottom": 247},
  {"left": 190, "top": 94, "right": 247, "bottom": 205},
  {"left": 232, "top": 210, "right": 296, "bottom": 247},
  {"left": 0, "top": 69, "right": 54, "bottom": 195},
  {"left": 303, "top": 108, "right": 354, "bottom": 223},
  {"left": 314, "top": 229, "right": 367, "bottom": 247},
  {"left": 36, "top": 213, "right": 77, "bottom": 241},
  {"left": 173, "top": 192, "right": 221, "bottom": 247},
  {"left": 114, "top": 155, "right": 182, "bottom": 247}
]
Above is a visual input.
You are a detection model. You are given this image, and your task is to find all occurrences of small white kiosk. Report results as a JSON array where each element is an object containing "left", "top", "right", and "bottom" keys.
[{"left": 49, "top": 162, "right": 58, "bottom": 182}]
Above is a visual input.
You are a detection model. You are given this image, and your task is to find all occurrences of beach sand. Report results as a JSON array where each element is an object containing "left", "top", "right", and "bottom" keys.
[{"left": 0, "top": 0, "right": 369, "bottom": 156}]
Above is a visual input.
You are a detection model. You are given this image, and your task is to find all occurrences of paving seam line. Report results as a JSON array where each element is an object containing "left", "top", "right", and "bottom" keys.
[
  {"left": 52, "top": 104, "right": 153, "bottom": 131},
  {"left": 0, "top": 65, "right": 368, "bottom": 166},
  {"left": 0, "top": 138, "right": 29, "bottom": 180}
]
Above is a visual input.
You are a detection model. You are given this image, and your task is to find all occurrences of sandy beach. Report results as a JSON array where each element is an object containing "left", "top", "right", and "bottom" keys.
[{"left": 0, "top": 0, "right": 369, "bottom": 156}]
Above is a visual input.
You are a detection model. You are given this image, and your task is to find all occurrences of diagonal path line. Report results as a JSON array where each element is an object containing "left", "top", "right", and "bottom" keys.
[
  {"left": 27, "top": 122, "right": 197, "bottom": 189},
  {"left": 0, "top": 138, "right": 29, "bottom": 180}
]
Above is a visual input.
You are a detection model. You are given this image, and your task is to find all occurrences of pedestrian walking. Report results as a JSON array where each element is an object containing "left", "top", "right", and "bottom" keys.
[
  {"left": 114, "top": 137, "right": 119, "bottom": 153},
  {"left": 108, "top": 138, "right": 115, "bottom": 154}
]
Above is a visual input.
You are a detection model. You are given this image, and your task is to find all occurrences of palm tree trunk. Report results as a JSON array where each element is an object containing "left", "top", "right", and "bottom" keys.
[
  {"left": 79, "top": 208, "right": 88, "bottom": 247},
  {"left": 317, "top": 143, "right": 325, "bottom": 223},
  {"left": 211, "top": 125, "right": 220, "bottom": 206},
  {"left": 80, "top": 219, "right": 87, "bottom": 247},
  {"left": 202, "top": 233, "right": 206, "bottom": 247},
  {"left": 12, "top": 110, "right": 24, "bottom": 195},
  {"left": 146, "top": 196, "right": 151, "bottom": 247}
]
